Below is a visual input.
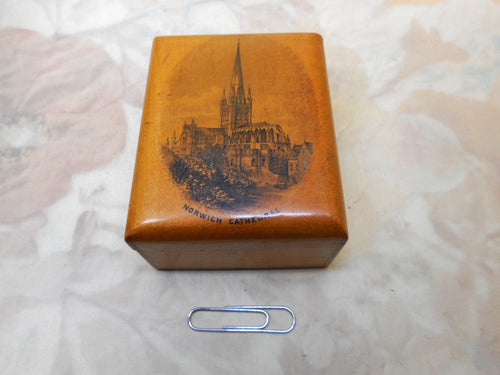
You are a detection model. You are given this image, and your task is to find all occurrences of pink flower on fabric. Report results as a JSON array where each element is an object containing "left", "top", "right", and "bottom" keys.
[{"left": 0, "top": 29, "right": 126, "bottom": 223}]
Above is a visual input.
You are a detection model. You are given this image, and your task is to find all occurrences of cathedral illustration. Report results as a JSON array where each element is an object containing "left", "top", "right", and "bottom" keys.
[{"left": 166, "top": 42, "right": 312, "bottom": 204}]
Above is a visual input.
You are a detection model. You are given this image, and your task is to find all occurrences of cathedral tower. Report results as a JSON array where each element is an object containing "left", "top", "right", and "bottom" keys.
[{"left": 220, "top": 42, "right": 252, "bottom": 132}]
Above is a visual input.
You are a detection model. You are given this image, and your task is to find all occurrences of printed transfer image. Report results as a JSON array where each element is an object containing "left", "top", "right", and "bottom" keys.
[{"left": 162, "top": 41, "right": 314, "bottom": 211}]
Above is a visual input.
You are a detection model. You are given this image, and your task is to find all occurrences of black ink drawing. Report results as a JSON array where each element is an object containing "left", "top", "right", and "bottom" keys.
[{"left": 163, "top": 42, "right": 313, "bottom": 210}]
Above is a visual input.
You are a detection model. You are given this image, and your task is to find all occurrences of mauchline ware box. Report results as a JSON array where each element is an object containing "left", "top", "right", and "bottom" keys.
[{"left": 125, "top": 33, "right": 348, "bottom": 269}]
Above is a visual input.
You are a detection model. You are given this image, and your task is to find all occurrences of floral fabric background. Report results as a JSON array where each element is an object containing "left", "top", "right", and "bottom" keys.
[{"left": 0, "top": 1, "right": 499, "bottom": 374}]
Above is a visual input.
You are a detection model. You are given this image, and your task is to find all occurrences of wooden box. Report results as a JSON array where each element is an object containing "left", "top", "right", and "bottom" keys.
[{"left": 125, "top": 33, "right": 348, "bottom": 269}]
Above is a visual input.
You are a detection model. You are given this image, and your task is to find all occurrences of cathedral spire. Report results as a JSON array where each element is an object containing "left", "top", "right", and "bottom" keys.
[
  {"left": 231, "top": 40, "right": 246, "bottom": 104},
  {"left": 221, "top": 41, "right": 252, "bottom": 131}
]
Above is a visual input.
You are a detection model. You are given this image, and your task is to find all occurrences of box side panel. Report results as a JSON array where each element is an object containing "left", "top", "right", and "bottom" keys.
[{"left": 129, "top": 238, "right": 347, "bottom": 269}]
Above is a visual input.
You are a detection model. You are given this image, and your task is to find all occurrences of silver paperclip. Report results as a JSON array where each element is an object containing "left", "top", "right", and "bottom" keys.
[{"left": 187, "top": 305, "right": 296, "bottom": 334}]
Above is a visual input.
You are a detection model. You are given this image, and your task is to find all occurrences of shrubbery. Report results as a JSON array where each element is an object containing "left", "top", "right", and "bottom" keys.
[{"left": 163, "top": 146, "right": 257, "bottom": 210}]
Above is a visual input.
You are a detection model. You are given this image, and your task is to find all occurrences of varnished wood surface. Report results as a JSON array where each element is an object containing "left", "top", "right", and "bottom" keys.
[{"left": 125, "top": 33, "right": 347, "bottom": 269}]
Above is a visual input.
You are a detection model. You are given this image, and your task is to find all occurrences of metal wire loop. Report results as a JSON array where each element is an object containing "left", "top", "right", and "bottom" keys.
[{"left": 188, "top": 305, "right": 296, "bottom": 334}]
